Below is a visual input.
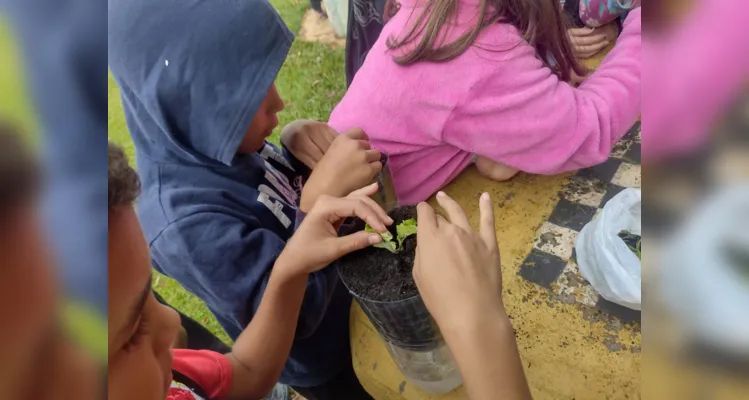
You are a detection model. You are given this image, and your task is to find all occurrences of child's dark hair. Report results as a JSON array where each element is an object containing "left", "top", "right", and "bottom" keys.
[
  {"left": 0, "top": 123, "right": 39, "bottom": 222},
  {"left": 108, "top": 142, "right": 140, "bottom": 209},
  {"left": 387, "top": 0, "right": 586, "bottom": 81}
]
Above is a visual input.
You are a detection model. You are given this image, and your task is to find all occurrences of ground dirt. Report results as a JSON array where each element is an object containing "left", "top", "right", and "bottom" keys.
[{"left": 298, "top": 10, "right": 346, "bottom": 47}]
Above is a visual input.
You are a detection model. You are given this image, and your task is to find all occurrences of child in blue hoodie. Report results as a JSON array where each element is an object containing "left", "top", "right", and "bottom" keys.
[{"left": 108, "top": 0, "right": 382, "bottom": 397}]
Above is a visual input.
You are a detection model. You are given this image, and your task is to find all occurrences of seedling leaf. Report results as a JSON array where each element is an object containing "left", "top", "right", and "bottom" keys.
[
  {"left": 396, "top": 219, "right": 417, "bottom": 247},
  {"left": 365, "top": 224, "right": 398, "bottom": 253},
  {"left": 374, "top": 239, "right": 398, "bottom": 253},
  {"left": 365, "top": 219, "right": 418, "bottom": 254}
]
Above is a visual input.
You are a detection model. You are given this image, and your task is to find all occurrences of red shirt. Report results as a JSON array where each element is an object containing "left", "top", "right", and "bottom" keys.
[{"left": 167, "top": 349, "right": 233, "bottom": 400}]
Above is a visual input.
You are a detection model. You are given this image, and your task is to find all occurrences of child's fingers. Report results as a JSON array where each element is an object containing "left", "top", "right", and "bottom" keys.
[
  {"left": 436, "top": 213, "right": 449, "bottom": 227},
  {"left": 334, "top": 231, "right": 382, "bottom": 258},
  {"left": 568, "top": 27, "right": 595, "bottom": 37},
  {"left": 365, "top": 149, "right": 382, "bottom": 163},
  {"left": 304, "top": 140, "right": 325, "bottom": 165},
  {"left": 576, "top": 41, "right": 610, "bottom": 57},
  {"left": 571, "top": 33, "right": 608, "bottom": 46},
  {"left": 369, "top": 161, "right": 383, "bottom": 178},
  {"left": 311, "top": 129, "right": 335, "bottom": 153},
  {"left": 298, "top": 154, "right": 319, "bottom": 169},
  {"left": 435, "top": 191, "right": 472, "bottom": 232},
  {"left": 323, "top": 125, "right": 338, "bottom": 146},
  {"left": 417, "top": 202, "right": 438, "bottom": 232},
  {"left": 347, "top": 182, "right": 379, "bottom": 198},
  {"left": 348, "top": 192, "right": 393, "bottom": 226},
  {"left": 478, "top": 192, "right": 498, "bottom": 250},
  {"left": 327, "top": 196, "right": 388, "bottom": 232}
]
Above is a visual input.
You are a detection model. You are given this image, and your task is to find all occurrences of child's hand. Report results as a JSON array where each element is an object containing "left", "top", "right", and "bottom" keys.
[
  {"left": 280, "top": 120, "right": 338, "bottom": 168},
  {"left": 568, "top": 27, "right": 611, "bottom": 59},
  {"left": 412, "top": 192, "right": 506, "bottom": 332},
  {"left": 278, "top": 183, "right": 392, "bottom": 275},
  {"left": 570, "top": 69, "right": 591, "bottom": 86},
  {"left": 300, "top": 128, "right": 382, "bottom": 212},
  {"left": 414, "top": 193, "right": 532, "bottom": 400},
  {"left": 597, "top": 21, "right": 619, "bottom": 43}
]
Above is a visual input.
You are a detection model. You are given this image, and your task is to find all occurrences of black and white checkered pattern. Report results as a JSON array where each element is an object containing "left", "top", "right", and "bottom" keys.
[{"left": 518, "top": 121, "right": 641, "bottom": 324}]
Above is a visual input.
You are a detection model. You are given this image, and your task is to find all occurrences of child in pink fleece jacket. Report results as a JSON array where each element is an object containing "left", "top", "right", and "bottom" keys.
[{"left": 327, "top": 0, "right": 641, "bottom": 204}]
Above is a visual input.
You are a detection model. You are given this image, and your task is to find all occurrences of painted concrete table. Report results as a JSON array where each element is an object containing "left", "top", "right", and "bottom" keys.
[{"left": 348, "top": 46, "right": 644, "bottom": 399}]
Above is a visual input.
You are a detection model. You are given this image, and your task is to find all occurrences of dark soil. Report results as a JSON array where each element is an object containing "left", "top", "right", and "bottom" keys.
[
  {"left": 338, "top": 205, "right": 419, "bottom": 302},
  {"left": 559, "top": 175, "right": 608, "bottom": 201}
]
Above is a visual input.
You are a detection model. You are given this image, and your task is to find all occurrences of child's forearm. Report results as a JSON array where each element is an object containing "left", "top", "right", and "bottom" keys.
[
  {"left": 226, "top": 261, "right": 308, "bottom": 399},
  {"left": 444, "top": 308, "right": 532, "bottom": 400}
]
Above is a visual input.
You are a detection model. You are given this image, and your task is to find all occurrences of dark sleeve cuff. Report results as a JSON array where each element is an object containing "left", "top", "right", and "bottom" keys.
[{"left": 281, "top": 145, "right": 312, "bottom": 182}]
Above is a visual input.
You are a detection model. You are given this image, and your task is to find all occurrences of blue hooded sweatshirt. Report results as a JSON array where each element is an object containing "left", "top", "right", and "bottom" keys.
[{"left": 108, "top": 0, "right": 351, "bottom": 386}]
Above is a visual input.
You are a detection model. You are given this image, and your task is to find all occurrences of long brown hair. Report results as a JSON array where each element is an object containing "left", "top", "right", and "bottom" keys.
[{"left": 387, "top": 0, "right": 586, "bottom": 81}]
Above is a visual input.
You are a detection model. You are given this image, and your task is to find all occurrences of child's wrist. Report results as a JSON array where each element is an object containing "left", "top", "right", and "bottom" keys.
[
  {"left": 274, "top": 256, "right": 305, "bottom": 280},
  {"left": 300, "top": 181, "right": 336, "bottom": 213},
  {"left": 441, "top": 306, "right": 512, "bottom": 350}
]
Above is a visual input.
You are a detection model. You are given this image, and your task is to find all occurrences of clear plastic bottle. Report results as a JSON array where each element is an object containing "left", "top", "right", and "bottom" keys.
[{"left": 353, "top": 294, "right": 463, "bottom": 394}]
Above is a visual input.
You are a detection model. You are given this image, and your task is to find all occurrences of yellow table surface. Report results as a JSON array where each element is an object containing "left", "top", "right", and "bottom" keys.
[
  {"left": 348, "top": 47, "right": 643, "bottom": 400},
  {"left": 350, "top": 167, "right": 641, "bottom": 399}
]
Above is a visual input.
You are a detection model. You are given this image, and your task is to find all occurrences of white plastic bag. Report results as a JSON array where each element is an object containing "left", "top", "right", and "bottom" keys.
[
  {"left": 659, "top": 185, "right": 749, "bottom": 356},
  {"left": 575, "top": 188, "right": 642, "bottom": 310}
]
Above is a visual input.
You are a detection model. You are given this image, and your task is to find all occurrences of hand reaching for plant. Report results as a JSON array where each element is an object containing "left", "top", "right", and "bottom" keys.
[
  {"left": 300, "top": 128, "right": 382, "bottom": 212},
  {"left": 414, "top": 192, "right": 532, "bottom": 400},
  {"left": 280, "top": 120, "right": 337, "bottom": 169},
  {"left": 278, "top": 183, "right": 392, "bottom": 276},
  {"left": 413, "top": 192, "right": 505, "bottom": 330}
]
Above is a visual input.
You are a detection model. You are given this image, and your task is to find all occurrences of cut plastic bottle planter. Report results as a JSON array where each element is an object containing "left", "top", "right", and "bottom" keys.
[{"left": 338, "top": 191, "right": 463, "bottom": 394}]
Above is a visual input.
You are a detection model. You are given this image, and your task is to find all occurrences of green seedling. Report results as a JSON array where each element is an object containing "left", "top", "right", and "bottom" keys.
[
  {"left": 365, "top": 218, "right": 418, "bottom": 254},
  {"left": 366, "top": 224, "right": 397, "bottom": 253},
  {"left": 618, "top": 231, "right": 641, "bottom": 260}
]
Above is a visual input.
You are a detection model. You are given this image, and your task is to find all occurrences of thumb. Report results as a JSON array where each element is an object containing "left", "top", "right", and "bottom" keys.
[
  {"left": 333, "top": 231, "right": 382, "bottom": 258},
  {"left": 343, "top": 127, "right": 369, "bottom": 141}
]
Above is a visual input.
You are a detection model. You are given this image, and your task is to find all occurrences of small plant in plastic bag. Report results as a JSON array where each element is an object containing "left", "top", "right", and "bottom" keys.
[
  {"left": 618, "top": 230, "right": 642, "bottom": 259},
  {"left": 575, "top": 188, "right": 642, "bottom": 310}
]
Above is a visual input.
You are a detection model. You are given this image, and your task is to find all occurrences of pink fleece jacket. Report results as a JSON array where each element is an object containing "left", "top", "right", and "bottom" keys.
[
  {"left": 329, "top": 2, "right": 641, "bottom": 204},
  {"left": 643, "top": 0, "right": 749, "bottom": 160}
]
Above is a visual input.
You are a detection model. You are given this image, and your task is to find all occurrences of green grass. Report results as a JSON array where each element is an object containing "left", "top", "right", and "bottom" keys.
[
  {"left": 0, "top": 17, "right": 37, "bottom": 139},
  {"left": 108, "top": 0, "right": 347, "bottom": 342}
]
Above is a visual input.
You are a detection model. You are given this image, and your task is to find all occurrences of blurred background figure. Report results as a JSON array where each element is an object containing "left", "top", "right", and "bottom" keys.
[
  {"left": 0, "top": 0, "right": 108, "bottom": 319},
  {"left": 643, "top": 1, "right": 749, "bottom": 399},
  {"left": 0, "top": 124, "right": 100, "bottom": 399},
  {"left": 643, "top": 0, "right": 749, "bottom": 161},
  {"left": 311, "top": 0, "right": 326, "bottom": 16},
  {"left": 345, "top": 0, "right": 399, "bottom": 85},
  {"left": 0, "top": 0, "right": 107, "bottom": 381}
]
